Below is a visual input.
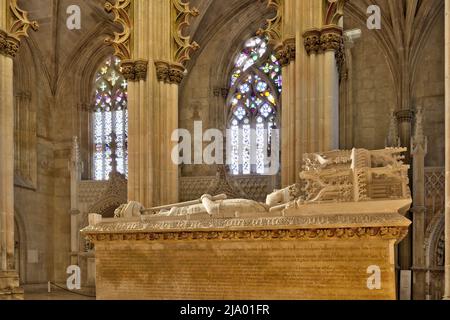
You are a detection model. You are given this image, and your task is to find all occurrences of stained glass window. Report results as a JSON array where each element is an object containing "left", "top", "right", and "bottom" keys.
[
  {"left": 93, "top": 56, "right": 128, "bottom": 180},
  {"left": 227, "top": 36, "right": 282, "bottom": 175}
]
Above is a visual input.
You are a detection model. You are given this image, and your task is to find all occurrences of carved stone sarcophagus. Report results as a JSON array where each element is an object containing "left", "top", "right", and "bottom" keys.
[{"left": 82, "top": 148, "right": 411, "bottom": 300}]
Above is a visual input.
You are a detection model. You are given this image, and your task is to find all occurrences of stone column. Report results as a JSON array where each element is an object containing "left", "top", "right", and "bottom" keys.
[
  {"left": 280, "top": 0, "right": 344, "bottom": 187},
  {"left": 0, "top": 32, "right": 15, "bottom": 272},
  {"left": 411, "top": 107, "right": 427, "bottom": 300},
  {"left": 396, "top": 109, "right": 414, "bottom": 274},
  {"left": 106, "top": 0, "right": 198, "bottom": 207},
  {"left": 445, "top": 0, "right": 450, "bottom": 300},
  {"left": 69, "top": 137, "right": 82, "bottom": 263},
  {"left": 0, "top": 0, "right": 37, "bottom": 294}
]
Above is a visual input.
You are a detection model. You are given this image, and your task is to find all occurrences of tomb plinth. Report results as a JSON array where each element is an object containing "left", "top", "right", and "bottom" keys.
[{"left": 82, "top": 148, "right": 412, "bottom": 300}]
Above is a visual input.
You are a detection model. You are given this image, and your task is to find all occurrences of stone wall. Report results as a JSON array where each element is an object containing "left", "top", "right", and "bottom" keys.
[
  {"left": 344, "top": 15, "right": 395, "bottom": 150},
  {"left": 12, "top": 0, "right": 120, "bottom": 284},
  {"left": 94, "top": 238, "right": 397, "bottom": 300}
]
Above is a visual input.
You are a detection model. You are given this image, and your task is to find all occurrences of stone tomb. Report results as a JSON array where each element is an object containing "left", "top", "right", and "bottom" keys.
[{"left": 82, "top": 148, "right": 412, "bottom": 300}]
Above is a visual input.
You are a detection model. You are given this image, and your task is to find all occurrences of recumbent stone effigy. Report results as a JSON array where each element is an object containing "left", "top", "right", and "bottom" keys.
[{"left": 82, "top": 148, "right": 412, "bottom": 300}]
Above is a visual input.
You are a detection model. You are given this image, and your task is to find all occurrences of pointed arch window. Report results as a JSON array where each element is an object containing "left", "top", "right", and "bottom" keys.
[
  {"left": 92, "top": 56, "right": 128, "bottom": 180},
  {"left": 227, "top": 36, "right": 282, "bottom": 175}
]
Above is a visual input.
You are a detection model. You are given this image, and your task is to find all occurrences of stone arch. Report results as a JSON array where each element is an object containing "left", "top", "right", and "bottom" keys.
[{"left": 179, "top": 0, "right": 274, "bottom": 178}]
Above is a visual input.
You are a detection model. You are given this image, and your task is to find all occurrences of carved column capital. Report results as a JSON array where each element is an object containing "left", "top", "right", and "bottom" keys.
[
  {"left": 155, "top": 60, "right": 186, "bottom": 85},
  {"left": 320, "top": 26, "right": 343, "bottom": 52},
  {"left": 0, "top": 29, "right": 20, "bottom": 58},
  {"left": 395, "top": 109, "right": 415, "bottom": 123},
  {"left": 213, "top": 87, "right": 229, "bottom": 99},
  {"left": 120, "top": 59, "right": 148, "bottom": 81},
  {"left": 275, "top": 37, "right": 296, "bottom": 67},
  {"left": 303, "top": 29, "right": 321, "bottom": 55},
  {"left": 303, "top": 26, "right": 344, "bottom": 55}
]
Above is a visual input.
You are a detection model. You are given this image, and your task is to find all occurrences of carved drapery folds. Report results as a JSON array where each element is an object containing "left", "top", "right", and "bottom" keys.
[{"left": 0, "top": 0, "right": 39, "bottom": 58}]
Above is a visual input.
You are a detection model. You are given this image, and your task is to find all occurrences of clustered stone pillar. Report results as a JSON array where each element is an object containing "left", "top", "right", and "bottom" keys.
[
  {"left": 0, "top": 0, "right": 16, "bottom": 275},
  {"left": 125, "top": 0, "right": 181, "bottom": 207},
  {"left": 1, "top": 0, "right": 38, "bottom": 294},
  {"left": 280, "top": 0, "right": 343, "bottom": 187},
  {"left": 445, "top": 0, "right": 450, "bottom": 300}
]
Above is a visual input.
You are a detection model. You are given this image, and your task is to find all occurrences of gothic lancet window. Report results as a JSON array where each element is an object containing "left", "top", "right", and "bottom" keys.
[
  {"left": 92, "top": 56, "right": 128, "bottom": 180},
  {"left": 227, "top": 36, "right": 282, "bottom": 175}
]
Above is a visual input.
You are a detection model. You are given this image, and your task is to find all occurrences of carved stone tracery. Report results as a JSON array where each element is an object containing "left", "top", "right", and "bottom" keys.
[
  {"left": 257, "top": 0, "right": 283, "bottom": 46},
  {"left": 0, "top": 1, "right": 38, "bottom": 58},
  {"left": 104, "top": 0, "right": 132, "bottom": 60},
  {"left": 172, "top": 0, "right": 200, "bottom": 66}
]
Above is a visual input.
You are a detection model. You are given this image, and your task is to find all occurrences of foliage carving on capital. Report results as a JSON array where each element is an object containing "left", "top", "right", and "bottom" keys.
[
  {"left": 155, "top": 60, "right": 185, "bottom": 85},
  {"left": 121, "top": 59, "right": 148, "bottom": 81},
  {"left": 303, "top": 29, "right": 321, "bottom": 55},
  {"left": 105, "top": 0, "right": 132, "bottom": 60},
  {"left": 172, "top": 0, "right": 200, "bottom": 66},
  {"left": 275, "top": 37, "right": 296, "bottom": 67}
]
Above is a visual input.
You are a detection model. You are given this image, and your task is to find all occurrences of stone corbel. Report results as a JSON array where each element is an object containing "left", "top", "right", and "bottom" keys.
[
  {"left": 275, "top": 37, "right": 296, "bottom": 67},
  {"left": 155, "top": 60, "right": 186, "bottom": 85},
  {"left": 121, "top": 59, "right": 149, "bottom": 81}
]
